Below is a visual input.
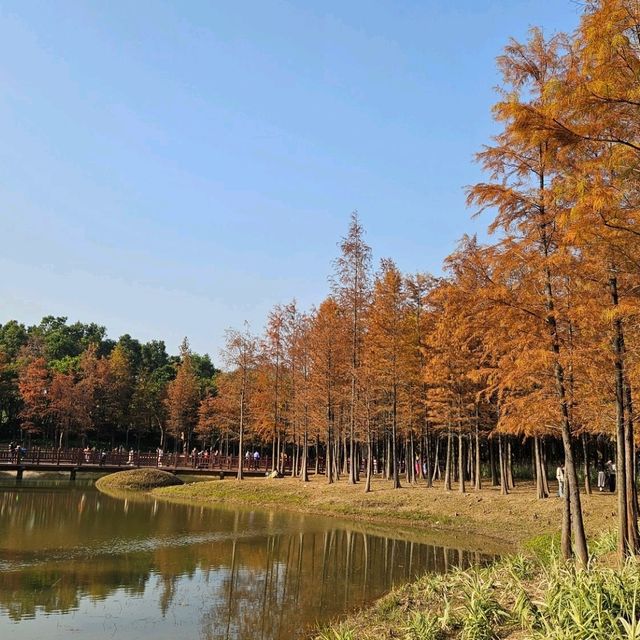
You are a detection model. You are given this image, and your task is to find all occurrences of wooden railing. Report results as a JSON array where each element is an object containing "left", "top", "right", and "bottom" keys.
[{"left": 0, "top": 447, "right": 325, "bottom": 473}]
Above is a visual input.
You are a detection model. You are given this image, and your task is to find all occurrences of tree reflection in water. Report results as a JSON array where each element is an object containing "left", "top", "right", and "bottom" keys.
[{"left": 0, "top": 479, "right": 491, "bottom": 640}]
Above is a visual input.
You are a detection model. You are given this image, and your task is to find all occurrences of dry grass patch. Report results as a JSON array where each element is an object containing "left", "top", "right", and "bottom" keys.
[{"left": 154, "top": 475, "right": 617, "bottom": 551}]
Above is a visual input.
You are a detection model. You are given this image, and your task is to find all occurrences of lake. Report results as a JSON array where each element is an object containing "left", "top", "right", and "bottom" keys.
[{"left": 0, "top": 475, "right": 492, "bottom": 639}]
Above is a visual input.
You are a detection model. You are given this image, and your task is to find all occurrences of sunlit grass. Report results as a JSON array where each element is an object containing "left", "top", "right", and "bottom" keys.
[
  {"left": 316, "top": 624, "right": 356, "bottom": 640},
  {"left": 314, "top": 529, "right": 640, "bottom": 640}
]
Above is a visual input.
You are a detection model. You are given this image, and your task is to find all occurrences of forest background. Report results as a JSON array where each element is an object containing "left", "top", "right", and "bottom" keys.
[{"left": 4, "top": 2, "right": 640, "bottom": 569}]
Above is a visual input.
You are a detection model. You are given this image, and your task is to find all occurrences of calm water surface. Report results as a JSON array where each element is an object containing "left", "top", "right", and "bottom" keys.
[{"left": 0, "top": 476, "right": 492, "bottom": 639}]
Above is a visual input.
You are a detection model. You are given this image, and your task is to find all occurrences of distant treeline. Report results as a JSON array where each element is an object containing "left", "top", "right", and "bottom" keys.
[{"left": 0, "top": 316, "right": 218, "bottom": 449}]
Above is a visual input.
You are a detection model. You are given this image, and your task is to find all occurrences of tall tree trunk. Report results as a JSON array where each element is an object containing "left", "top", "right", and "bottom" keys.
[
  {"left": 498, "top": 435, "right": 508, "bottom": 496},
  {"left": 489, "top": 438, "right": 498, "bottom": 487},
  {"left": 384, "top": 430, "right": 391, "bottom": 480},
  {"left": 458, "top": 431, "right": 466, "bottom": 493},
  {"left": 272, "top": 434, "right": 277, "bottom": 472},
  {"left": 410, "top": 432, "right": 416, "bottom": 483},
  {"left": 545, "top": 265, "right": 588, "bottom": 567},
  {"left": 581, "top": 434, "right": 591, "bottom": 495},
  {"left": 561, "top": 478, "right": 572, "bottom": 560},
  {"left": 534, "top": 436, "right": 548, "bottom": 499},
  {"left": 474, "top": 413, "right": 481, "bottom": 491},
  {"left": 342, "top": 431, "right": 348, "bottom": 477},
  {"left": 326, "top": 403, "right": 333, "bottom": 484},
  {"left": 301, "top": 420, "right": 309, "bottom": 482},
  {"left": 611, "top": 273, "right": 630, "bottom": 561},
  {"left": 452, "top": 439, "right": 458, "bottom": 483},
  {"left": 349, "top": 372, "right": 357, "bottom": 484},
  {"left": 432, "top": 436, "right": 441, "bottom": 483},
  {"left": 541, "top": 439, "right": 550, "bottom": 496},
  {"left": 391, "top": 386, "right": 401, "bottom": 489},
  {"left": 364, "top": 421, "right": 372, "bottom": 493},
  {"left": 405, "top": 437, "right": 410, "bottom": 484},
  {"left": 424, "top": 427, "right": 433, "bottom": 487},
  {"left": 443, "top": 429, "right": 452, "bottom": 491},
  {"left": 237, "top": 388, "right": 245, "bottom": 481},
  {"left": 291, "top": 434, "right": 297, "bottom": 478},
  {"left": 277, "top": 431, "right": 282, "bottom": 474},
  {"left": 556, "top": 369, "right": 588, "bottom": 566},
  {"left": 624, "top": 381, "right": 640, "bottom": 553}
]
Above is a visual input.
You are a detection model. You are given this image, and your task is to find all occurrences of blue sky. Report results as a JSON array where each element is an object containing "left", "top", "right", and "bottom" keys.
[{"left": 1, "top": 1, "right": 582, "bottom": 360}]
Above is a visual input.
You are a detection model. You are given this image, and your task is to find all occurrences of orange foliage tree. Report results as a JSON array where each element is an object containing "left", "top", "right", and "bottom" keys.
[{"left": 165, "top": 338, "right": 200, "bottom": 454}]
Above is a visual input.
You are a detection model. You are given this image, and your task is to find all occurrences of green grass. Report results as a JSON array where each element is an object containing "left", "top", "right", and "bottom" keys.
[
  {"left": 523, "top": 532, "right": 561, "bottom": 565},
  {"left": 313, "top": 530, "right": 640, "bottom": 640},
  {"left": 156, "top": 480, "right": 308, "bottom": 506},
  {"left": 589, "top": 528, "right": 618, "bottom": 556},
  {"left": 95, "top": 468, "right": 183, "bottom": 491},
  {"left": 403, "top": 611, "right": 444, "bottom": 640},
  {"left": 316, "top": 625, "right": 357, "bottom": 640},
  {"left": 533, "top": 559, "right": 640, "bottom": 639}
]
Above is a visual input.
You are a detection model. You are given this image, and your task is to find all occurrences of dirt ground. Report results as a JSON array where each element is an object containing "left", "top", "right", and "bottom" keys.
[{"left": 155, "top": 474, "right": 618, "bottom": 552}]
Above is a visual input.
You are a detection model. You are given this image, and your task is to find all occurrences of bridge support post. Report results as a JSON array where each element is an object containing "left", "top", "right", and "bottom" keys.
[
  {"left": 16, "top": 467, "right": 24, "bottom": 481},
  {"left": 70, "top": 468, "right": 77, "bottom": 481},
  {"left": 219, "top": 471, "right": 225, "bottom": 480}
]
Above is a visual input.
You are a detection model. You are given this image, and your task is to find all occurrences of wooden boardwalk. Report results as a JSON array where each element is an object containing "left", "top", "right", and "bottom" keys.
[{"left": 0, "top": 448, "right": 291, "bottom": 479}]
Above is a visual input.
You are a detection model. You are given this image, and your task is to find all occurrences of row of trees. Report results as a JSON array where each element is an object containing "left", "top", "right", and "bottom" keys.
[
  {"left": 204, "top": 0, "right": 640, "bottom": 567},
  {"left": 2, "top": 1, "right": 639, "bottom": 568},
  {"left": 0, "top": 317, "right": 218, "bottom": 451}
]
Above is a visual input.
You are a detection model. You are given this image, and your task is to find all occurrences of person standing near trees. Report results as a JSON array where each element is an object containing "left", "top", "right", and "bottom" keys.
[
  {"left": 556, "top": 463, "right": 565, "bottom": 498},
  {"left": 606, "top": 460, "right": 616, "bottom": 493},
  {"left": 597, "top": 463, "right": 606, "bottom": 492}
]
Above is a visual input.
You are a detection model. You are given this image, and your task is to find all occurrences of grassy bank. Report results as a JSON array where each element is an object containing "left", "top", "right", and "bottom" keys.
[
  {"left": 154, "top": 476, "right": 617, "bottom": 551},
  {"left": 314, "top": 538, "right": 638, "bottom": 640}
]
